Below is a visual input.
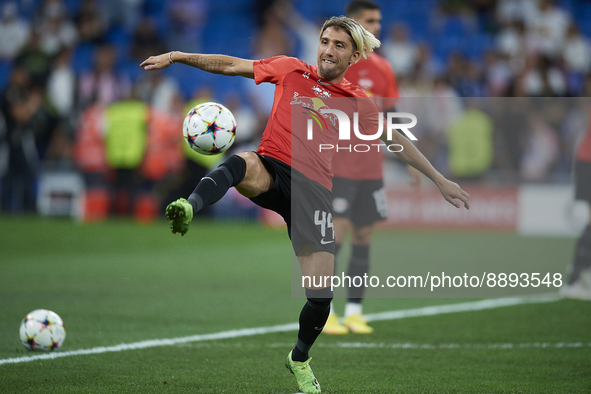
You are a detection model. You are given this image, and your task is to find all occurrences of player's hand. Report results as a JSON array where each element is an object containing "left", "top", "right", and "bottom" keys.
[
  {"left": 407, "top": 165, "right": 423, "bottom": 191},
  {"left": 437, "top": 178, "right": 470, "bottom": 210},
  {"left": 140, "top": 53, "right": 172, "bottom": 71}
]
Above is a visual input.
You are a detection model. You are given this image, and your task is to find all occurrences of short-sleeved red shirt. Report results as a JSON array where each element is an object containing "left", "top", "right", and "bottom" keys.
[
  {"left": 253, "top": 56, "right": 372, "bottom": 190},
  {"left": 332, "top": 52, "right": 400, "bottom": 180}
]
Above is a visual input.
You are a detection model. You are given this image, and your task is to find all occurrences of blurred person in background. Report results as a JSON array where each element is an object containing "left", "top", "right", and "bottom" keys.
[
  {"left": 517, "top": 53, "right": 567, "bottom": 97},
  {"left": 424, "top": 76, "right": 463, "bottom": 172},
  {"left": 78, "top": 43, "right": 131, "bottom": 108},
  {"left": 465, "top": 61, "right": 488, "bottom": 97},
  {"left": 447, "top": 99, "right": 494, "bottom": 182},
  {"left": 165, "top": 0, "right": 208, "bottom": 53},
  {"left": 252, "top": 4, "right": 294, "bottom": 59},
  {"left": 74, "top": 0, "right": 108, "bottom": 44},
  {"left": 0, "top": 2, "right": 30, "bottom": 61},
  {"left": 382, "top": 23, "right": 418, "bottom": 78},
  {"left": 36, "top": 0, "right": 78, "bottom": 56},
  {"left": 483, "top": 49, "right": 512, "bottom": 97},
  {"left": 135, "top": 70, "right": 179, "bottom": 113},
  {"left": 496, "top": 0, "right": 538, "bottom": 24},
  {"left": 46, "top": 46, "right": 76, "bottom": 167},
  {"left": 496, "top": 20, "right": 538, "bottom": 75},
  {"left": 131, "top": 17, "right": 167, "bottom": 62},
  {"left": 446, "top": 53, "right": 488, "bottom": 97},
  {"left": 244, "top": 3, "right": 293, "bottom": 119},
  {"left": 491, "top": 98, "right": 528, "bottom": 182},
  {"left": 559, "top": 101, "right": 588, "bottom": 170},
  {"left": 525, "top": 0, "right": 570, "bottom": 59},
  {"left": 432, "top": 0, "right": 479, "bottom": 34},
  {"left": 0, "top": 65, "right": 58, "bottom": 212},
  {"left": 323, "top": 0, "right": 422, "bottom": 336},
  {"left": 469, "top": 0, "right": 497, "bottom": 32},
  {"left": 0, "top": 65, "right": 38, "bottom": 212},
  {"left": 411, "top": 43, "right": 444, "bottom": 91},
  {"left": 73, "top": 100, "right": 109, "bottom": 221},
  {"left": 562, "top": 23, "right": 591, "bottom": 96},
  {"left": 103, "top": 0, "right": 143, "bottom": 32},
  {"left": 446, "top": 52, "right": 465, "bottom": 94},
  {"left": 562, "top": 23, "right": 591, "bottom": 76},
  {"left": 47, "top": 47, "right": 75, "bottom": 119},
  {"left": 274, "top": 2, "right": 324, "bottom": 66},
  {"left": 103, "top": 92, "right": 148, "bottom": 217},
  {"left": 14, "top": 31, "right": 52, "bottom": 90},
  {"left": 520, "top": 111, "right": 559, "bottom": 182},
  {"left": 561, "top": 109, "right": 591, "bottom": 299}
]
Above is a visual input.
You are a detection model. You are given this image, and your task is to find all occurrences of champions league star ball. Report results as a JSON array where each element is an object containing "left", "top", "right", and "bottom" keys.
[
  {"left": 183, "top": 102, "right": 237, "bottom": 155},
  {"left": 19, "top": 309, "right": 66, "bottom": 351}
]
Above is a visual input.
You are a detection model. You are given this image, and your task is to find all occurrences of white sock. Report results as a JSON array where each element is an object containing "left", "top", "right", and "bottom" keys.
[
  {"left": 344, "top": 302, "right": 362, "bottom": 317},
  {"left": 329, "top": 302, "right": 335, "bottom": 315}
]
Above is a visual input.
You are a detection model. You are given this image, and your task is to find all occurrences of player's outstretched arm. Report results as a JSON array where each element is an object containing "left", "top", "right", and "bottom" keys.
[
  {"left": 406, "top": 164, "right": 423, "bottom": 190},
  {"left": 140, "top": 51, "right": 255, "bottom": 79},
  {"left": 390, "top": 131, "right": 470, "bottom": 210}
]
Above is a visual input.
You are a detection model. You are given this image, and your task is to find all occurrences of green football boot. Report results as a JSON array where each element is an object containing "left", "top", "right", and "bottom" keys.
[
  {"left": 165, "top": 198, "right": 193, "bottom": 236},
  {"left": 285, "top": 350, "right": 321, "bottom": 394}
]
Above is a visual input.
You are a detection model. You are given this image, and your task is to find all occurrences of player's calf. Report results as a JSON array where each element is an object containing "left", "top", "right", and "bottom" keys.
[{"left": 187, "top": 154, "right": 247, "bottom": 214}]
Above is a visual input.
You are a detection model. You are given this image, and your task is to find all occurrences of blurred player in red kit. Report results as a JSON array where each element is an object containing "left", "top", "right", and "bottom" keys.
[{"left": 324, "top": 0, "right": 422, "bottom": 335}]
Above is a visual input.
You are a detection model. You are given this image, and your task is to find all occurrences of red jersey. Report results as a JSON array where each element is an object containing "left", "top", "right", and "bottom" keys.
[
  {"left": 332, "top": 52, "right": 400, "bottom": 180},
  {"left": 577, "top": 112, "right": 591, "bottom": 162},
  {"left": 253, "top": 56, "right": 372, "bottom": 190}
]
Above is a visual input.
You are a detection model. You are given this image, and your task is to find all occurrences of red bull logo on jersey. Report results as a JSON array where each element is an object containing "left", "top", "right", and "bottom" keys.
[
  {"left": 290, "top": 93, "right": 339, "bottom": 129},
  {"left": 312, "top": 85, "right": 331, "bottom": 99}
]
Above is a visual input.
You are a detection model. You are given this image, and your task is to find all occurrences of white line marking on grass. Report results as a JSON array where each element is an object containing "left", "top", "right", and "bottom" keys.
[
  {"left": 324, "top": 342, "right": 591, "bottom": 350},
  {"left": 0, "top": 323, "right": 299, "bottom": 366},
  {"left": 363, "top": 296, "right": 557, "bottom": 322},
  {"left": 0, "top": 297, "right": 558, "bottom": 366}
]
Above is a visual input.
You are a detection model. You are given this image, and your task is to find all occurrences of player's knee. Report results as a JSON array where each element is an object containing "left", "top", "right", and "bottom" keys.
[
  {"left": 237, "top": 151, "right": 271, "bottom": 181},
  {"left": 220, "top": 154, "right": 246, "bottom": 187},
  {"left": 235, "top": 151, "right": 259, "bottom": 173},
  {"left": 233, "top": 152, "right": 270, "bottom": 197},
  {"left": 305, "top": 287, "right": 333, "bottom": 312}
]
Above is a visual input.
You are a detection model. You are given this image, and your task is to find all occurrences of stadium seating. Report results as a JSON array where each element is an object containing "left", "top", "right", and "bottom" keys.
[
  {"left": 0, "top": 61, "right": 12, "bottom": 91},
  {"left": 7, "top": 0, "right": 589, "bottom": 100}
]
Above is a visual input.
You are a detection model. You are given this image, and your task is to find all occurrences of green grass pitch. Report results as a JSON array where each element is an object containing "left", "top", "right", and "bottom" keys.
[{"left": 1, "top": 217, "right": 590, "bottom": 393}]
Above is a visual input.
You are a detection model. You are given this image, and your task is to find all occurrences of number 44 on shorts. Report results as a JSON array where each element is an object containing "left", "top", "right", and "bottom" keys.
[{"left": 314, "top": 210, "right": 334, "bottom": 245}]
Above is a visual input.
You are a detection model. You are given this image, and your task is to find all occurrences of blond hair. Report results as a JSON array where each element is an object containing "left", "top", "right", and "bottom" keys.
[{"left": 320, "top": 16, "right": 381, "bottom": 60}]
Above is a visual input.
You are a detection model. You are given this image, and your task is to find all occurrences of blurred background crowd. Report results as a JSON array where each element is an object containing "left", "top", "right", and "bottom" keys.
[{"left": 1, "top": 0, "right": 590, "bottom": 220}]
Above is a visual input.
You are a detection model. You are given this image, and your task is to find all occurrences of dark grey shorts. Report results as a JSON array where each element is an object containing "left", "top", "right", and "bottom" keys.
[
  {"left": 575, "top": 159, "right": 591, "bottom": 202},
  {"left": 249, "top": 154, "right": 335, "bottom": 255},
  {"left": 331, "top": 177, "right": 387, "bottom": 226}
]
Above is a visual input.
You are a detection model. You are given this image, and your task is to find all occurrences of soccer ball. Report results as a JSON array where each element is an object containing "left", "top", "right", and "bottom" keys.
[
  {"left": 183, "top": 102, "right": 237, "bottom": 155},
  {"left": 19, "top": 309, "right": 66, "bottom": 351}
]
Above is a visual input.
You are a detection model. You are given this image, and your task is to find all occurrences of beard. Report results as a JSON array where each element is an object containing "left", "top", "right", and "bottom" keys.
[{"left": 317, "top": 61, "right": 346, "bottom": 81}]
